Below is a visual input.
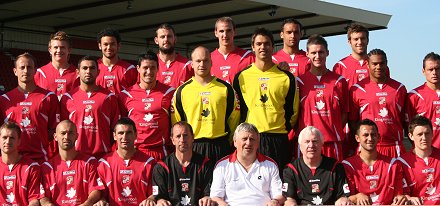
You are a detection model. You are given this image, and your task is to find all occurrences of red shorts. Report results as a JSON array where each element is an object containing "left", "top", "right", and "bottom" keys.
[
  {"left": 137, "top": 146, "right": 172, "bottom": 161},
  {"left": 376, "top": 142, "right": 406, "bottom": 158}
]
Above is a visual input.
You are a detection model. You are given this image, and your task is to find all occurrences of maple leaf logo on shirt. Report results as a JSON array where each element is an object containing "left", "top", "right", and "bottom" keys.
[
  {"left": 6, "top": 192, "right": 14, "bottom": 203},
  {"left": 315, "top": 100, "right": 325, "bottom": 110},
  {"left": 201, "top": 108, "right": 210, "bottom": 117},
  {"left": 260, "top": 94, "right": 268, "bottom": 103},
  {"left": 311, "top": 195, "right": 322, "bottom": 205},
  {"left": 435, "top": 118, "right": 440, "bottom": 126},
  {"left": 83, "top": 115, "right": 93, "bottom": 125},
  {"left": 66, "top": 187, "right": 76, "bottom": 199},
  {"left": 180, "top": 195, "right": 191, "bottom": 205},
  {"left": 121, "top": 186, "right": 132, "bottom": 197},
  {"left": 21, "top": 117, "right": 31, "bottom": 127},
  {"left": 143, "top": 113, "right": 154, "bottom": 122},
  {"left": 426, "top": 185, "right": 436, "bottom": 195},
  {"left": 370, "top": 192, "right": 379, "bottom": 203},
  {"left": 378, "top": 108, "right": 388, "bottom": 117}
]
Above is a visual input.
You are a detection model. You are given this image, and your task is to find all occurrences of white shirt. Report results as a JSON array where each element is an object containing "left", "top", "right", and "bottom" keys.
[{"left": 210, "top": 151, "right": 282, "bottom": 206}]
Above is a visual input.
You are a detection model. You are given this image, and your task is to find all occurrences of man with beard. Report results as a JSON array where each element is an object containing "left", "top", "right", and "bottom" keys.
[
  {"left": 35, "top": 31, "right": 79, "bottom": 100},
  {"left": 60, "top": 56, "right": 120, "bottom": 159},
  {"left": 96, "top": 28, "right": 137, "bottom": 94},
  {"left": 40, "top": 120, "right": 104, "bottom": 205},
  {"left": 155, "top": 23, "right": 193, "bottom": 89},
  {"left": 152, "top": 121, "right": 214, "bottom": 206},
  {"left": 342, "top": 119, "right": 406, "bottom": 205},
  {"left": 211, "top": 17, "right": 255, "bottom": 84},
  {"left": 119, "top": 52, "right": 174, "bottom": 160},
  {"left": 0, "top": 52, "right": 59, "bottom": 163}
]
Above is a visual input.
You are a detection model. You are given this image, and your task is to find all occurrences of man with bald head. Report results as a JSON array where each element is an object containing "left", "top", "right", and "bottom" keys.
[
  {"left": 172, "top": 46, "right": 239, "bottom": 162},
  {"left": 40, "top": 120, "right": 104, "bottom": 205}
]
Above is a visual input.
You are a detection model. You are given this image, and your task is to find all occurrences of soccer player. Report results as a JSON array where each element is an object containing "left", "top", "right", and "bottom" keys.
[
  {"left": 119, "top": 52, "right": 174, "bottom": 160},
  {"left": 406, "top": 52, "right": 440, "bottom": 148},
  {"left": 333, "top": 23, "right": 370, "bottom": 88},
  {"left": 272, "top": 18, "right": 309, "bottom": 76},
  {"left": 283, "top": 126, "right": 351, "bottom": 206},
  {"left": 0, "top": 122, "right": 41, "bottom": 206},
  {"left": 399, "top": 115, "right": 440, "bottom": 205},
  {"left": 296, "top": 34, "right": 348, "bottom": 161},
  {"left": 96, "top": 28, "right": 137, "bottom": 94},
  {"left": 60, "top": 56, "right": 120, "bottom": 159},
  {"left": 172, "top": 46, "right": 239, "bottom": 163},
  {"left": 211, "top": 16, "right": 255, "bottom": 84},
  {"left": 234, "top": 27, "right": 299, "bottom": 171},
  {"left": 349, "top": 49, "right": 407, "bottom": 157},
  {"left": 40, "top": 120, "right": 104, "bottom": 205},
  {"left": 0, "top": 52, "right": 59, "bottom": 163},
  {"left": 35, "top": 31, "right": 79, "bottom": 100},
  {"left": 210, "top": 123, "right": 284, "bottom": 206},
  {"left": 154, "top": 23, "right": 193, "bottom": 88},
  {"left": 96, "top": 117, "right": 156, "bottom": 206},
  {"left": 342, "top": 119, "right": 406, "bottom": 205},
  {"left": 152, "top": 121, "right": 214, "bottom": 206}
]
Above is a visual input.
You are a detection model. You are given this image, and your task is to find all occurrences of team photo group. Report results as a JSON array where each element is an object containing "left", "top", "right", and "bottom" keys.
[{"left": 0, "top": 16, "right": 439, "bottom": 205}]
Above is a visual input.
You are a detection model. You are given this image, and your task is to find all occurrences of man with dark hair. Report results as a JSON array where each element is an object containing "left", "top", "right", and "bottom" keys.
[
  {"left": 407, "top": 52, "right": 440, "bottom": 148},
  {"left": 152, "top": 121, "right": 214, "bottom": 206},
  {"left": 399, "top": 115, "right": 440, "bottom": 205},
  {"left": 40, "top": 120, "right": 104, "bottom": 205},
  {"left": 96, "top": 117, "right": 156, "bottom": 206},
  {"left": 0, "top": 52, "right": 59, "bottom": 163},
  {"left": 60, "top": 56, "right": 120, "bottom": 159},
  {"left": 0, "top": 121, "right": 41, "bottom": 205},
  {"left": 35, "top": 31, "right": 79, "bottom": 100},
  {"left": 284, "top": 126, "right": 351, "bottom": 206},
  {"left": 349, "top": 49, "right": 407, "bottom": 157},
  {"left": 154, "top": 23, "right": 193, "bottom": 88},
  {"left": 119, "top": 51, "right": 174, "bottom": 160},
  {"left": 96, "top": 27, "right": 137, "bottom": 94},
  {"left": 342, "top": 119, "right": 406, "bottom": 205},
  {"left": 296, "top": 34, "right": 348, "bottom": 161},
  {"left": 272, "top": 18, "right": 309, "bottom": 76},
  {"left": 210, "top": 123, "right": 284, "bottom": 206},
  {"left": 234, "top": 27, "right": 299, "bottom": 171},
  {"left": 172, "top": 46, "right": 239, "bottom": 163},
  {"left": 211, "top": 16, "right": 255, "bottom": 84}
]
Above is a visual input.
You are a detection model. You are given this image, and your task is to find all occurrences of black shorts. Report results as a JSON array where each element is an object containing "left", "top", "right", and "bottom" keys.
[
  {"left": 259, "top": 133, "right": 291, "bottom": 175},
  {"left": 193, "top": 135, "right": 232, "bottom": 163}
]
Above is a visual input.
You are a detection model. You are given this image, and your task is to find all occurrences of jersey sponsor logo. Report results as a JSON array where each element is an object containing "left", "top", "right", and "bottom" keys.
[
  {"left": 436, "top": 106, "right": 440, "bottom": 114},
  {"left": 260, "top": 94, "right": 268, "bottom": 103},
  {"left": 258, "top": 77, "right": 270, "bottom": 81},
  {"left": 379, "top": 97, "right": 386, "bottom": 105},
  {"left": 164, "top": 76, "right": 171, "bottom": 84},
  {"left": 143, "top": 113, "right": 154, "bottom": 122},
  {"left": 222, "top": 70, "right": 229, "bottom": 78},
  {"left": 106, "top": 80, "right": 114, "bottom": 89},
  {"left": 311, "top": 183, "right": 320, "bottom": 193},
  {"left": 435, "top": 118, "right": 440, "bottom": 126},
  {"left": 97, "top": 177, "right": 103, "bottom": 186},
  {"left": 312, "top": 195, "right": 323, "bottom": 205},
  {"left": 21, "top": 116, "right": 31, "bottom": 127},
  {"left": 19, "top": 102, "right": 32, "bottom": 106},
  {"left": 378, "top": 108, "right": 388, "bottom": 118},
  {"left": 282, "top": 183, "right": 288, "bottom": 192},
  {"left": 162, "top": 71, "right": 174, "bottom": 75},
  {"left": 289, "top": 68, "right": 297, "bottom": 74},
  {"left": 57, "top": 84, "right": 64, "bottom": 92},
  {"left": 426, "top": 185, "right": 437, "bottom": 195},
  {"left": 199, "top": 92, "right": 211, "bottom": 96},
  {"left": 220, "top": 66, "right": 230, "bottom": 71},
  {"left": 121, "top": 186, "right": 132, "bottom": 197},
  {"left": 83, "top": 115, "right": 94, "bottom": 125},
  {"left": 434, "top": 101, "right": 440, "bottom": 105},
  {"left": 343, "top": 183, "right": 350, "bottom": 193},
  {"left": 6, "top": 181, "right": 13, "bottom": 190},
  {"left": 369, "top": 180, "right": 377, "bottom": 189},
  {"left": 4, "top": 175, "right": 16, "bottom": 180},
  {"left": 55, "top": 79, "right": 67, "bottom": 83},
  {"left": 82, "top": 100, "right": 95, "bottom": 104},
  {"left": 179, "top": 178, "right": 190, "bottom": 181},
  {"left": 261, "top": 83, "right": 268, "bottom": 91},
  {"left": 422, "top": 168, "right": 435, "bottom": 173},
  {"left": 202, "top": 97, "right": 209, "bottom": 104},
  {"left": 142, "top": 98, "right": 154, "bottom": 103},
  {"left": 122, "top": 175, "right": 130, "bottom": 184},
  {"left": 120, "top": 170, "right": 133, "bottom": 174},
  {"left": 288, "top": 63, "right": 298, "bottom": 67},
  {"left": 376, "top": 92, "right": 388, "bottom": 97},
  {"left": 427, "top": 173, "right": 434, "bottom": 183},
  {"left": 66, "top": 187, "right": 76, "bottom": 199},
  {"left": 66, "top": 176, "right": 74, "bottom": 185},
  {"left": 181, "top": 195, "right": 191, "bottom": 205},
  {"left": 356, "top": 69, "right": 368, "bottom": 73},
  {"left": 366, "top": 175, "right": 379, "bottom": 180},
  {"left": 201, "top": 108, "right": 210, "bottom": 117},
  {"left": 309, "top": 179, "right": 320, "bottom": 183},
  {"left": 152, "top": 186, "right": 158, "bottom": 195},
  {"left": 6, "top": 192, "right": 14, "bottom": 203},
  {"left": 313, "top": 85, "right": 325, "bottom": 89},
  {"left": 358, "top": 73, "right": 366, "bottom": 81},
  {"left": 315, "top": 100, "right": 325, "bottom": 110},
  {"left": 63, "top": 170, "right": 76, "bottom": 176},
  {"left": 84, "top": 105, "right": 93, "bottom": 113},
  {"left": 144, "top": 103, "right": 151, "bottom": 110},
  {"left": 181, "top": 182, "right": 189, "bottom": 192},
  {"left": 316, "top": 90, "right": 323, "bottom": 97},
  {"left": 104, "top": 75, "right": 116, "bottom": 80},
  {"left": 22, "top": 107, "right": 30, "bottom": 114}
]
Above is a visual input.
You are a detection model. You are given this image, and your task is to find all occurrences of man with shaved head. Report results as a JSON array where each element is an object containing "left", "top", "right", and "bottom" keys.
[
  {"left": 172, "top": 46, "right": 239, "bottom": 163},
  {"left": 40, "top": 120, "right": 104, "bottom": 205}
]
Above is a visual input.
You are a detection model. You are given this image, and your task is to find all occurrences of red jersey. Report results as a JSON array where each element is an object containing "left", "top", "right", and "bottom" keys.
[
  {"left": 35, "top": 62, "right": 79, "bottom": 100},
  {"left": 349, "top": 78, "right": 407, "bottom": 145},
  {"left": 342, "top": 154, "right": 403, "bottom": 205},
  {"left": 41, "top": 153, "right": 105, "bottom": 205},
  {"left": 119, "top": 82, "right": 174, "bottom": 152},
  {"left": 97, "top": 151, "right": 156, "bottom": 206},
  {"left": 211, "top": 47, "right": 255, "bottom": 84},
  {"left": 96, "top": 59, "right": 137, "bottom": 94},
  {"left": 0, "top": 156, "right": 41, "bottom": 205},
  {"left": 157, "top": 53, "right": 192, "bottom": 88},
  {"left": 399, "top": 148, "right": 440, "bottom": 204},
  {"left": 272, "top": 49, "right": 309, "bottom": 76},
  {"left": 0, "top": 87, "right": 59, "bottom": 162},
  {"left": 333, "top": 55, "right": 369, "bottom": 89},
  {"left": 60, "top": 87, "right": 120, "bottom": 158},
  {"left": 297, "top": 71, "right": 348, "bottom": 142},
  {"left": 407, "top": 83, "right": 440, "bottom": 148}
]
